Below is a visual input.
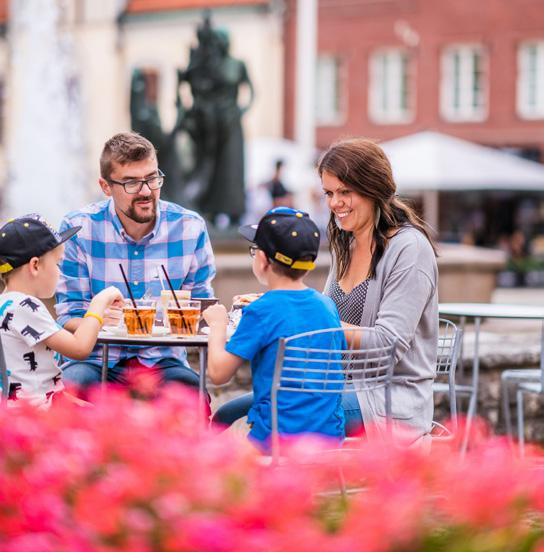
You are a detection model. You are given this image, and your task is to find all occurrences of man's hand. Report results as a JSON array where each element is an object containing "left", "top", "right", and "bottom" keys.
[{"left": 203, "top": 304, "right": 228, "bottom": 327}]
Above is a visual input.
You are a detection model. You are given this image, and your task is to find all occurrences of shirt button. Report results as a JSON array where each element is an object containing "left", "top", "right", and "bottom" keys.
[
  {"left": 134, "top": 251, "right": 139, "bottom": 256},
  {"left": 134, "top": 281, "right": 139, "bottom": 286}
]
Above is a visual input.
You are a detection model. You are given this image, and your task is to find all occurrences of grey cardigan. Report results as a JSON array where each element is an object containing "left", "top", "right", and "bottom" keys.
[{"left": 324, "top": 226, "right": 438, "bottom": 443}]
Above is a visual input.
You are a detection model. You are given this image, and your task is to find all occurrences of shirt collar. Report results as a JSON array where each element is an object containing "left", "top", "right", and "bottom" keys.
[{"left": 107, "top": 198, "right": 162, "bottom": 244}]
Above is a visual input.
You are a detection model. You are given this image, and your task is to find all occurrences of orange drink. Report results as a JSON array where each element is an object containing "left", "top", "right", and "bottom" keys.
[
  {"left": 123, "top": 299, "right": 156, "bottom": 336},
  {"left": 167, "top": 300, "right": 201, "bottom": 336},
  {"left": 160, "top": 290, "right": 191, "bottom": 327}
]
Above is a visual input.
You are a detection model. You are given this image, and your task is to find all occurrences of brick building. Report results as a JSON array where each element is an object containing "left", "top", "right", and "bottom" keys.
[
  {"left": 284, "top": 0, "right": 544, "bottom": 160},
  {"left": 284, "top": 0, "right": 544, "bottom": 258}
]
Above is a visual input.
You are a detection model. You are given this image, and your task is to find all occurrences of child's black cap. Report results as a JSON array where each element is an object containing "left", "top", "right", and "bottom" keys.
[
  {"left": 0, "top": 214, "right": 81, "bottom": 274},
  {"left": 239, "top": 207, "right": 320, "bottom": 270}
]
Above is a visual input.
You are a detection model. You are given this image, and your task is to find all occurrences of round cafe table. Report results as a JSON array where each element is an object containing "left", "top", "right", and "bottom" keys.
[
  {"left": 97, "top": 332, "right": 209, "bottom": 423},
  {"left": 439, "top": 303, "right": 544, "bottom": 447}
]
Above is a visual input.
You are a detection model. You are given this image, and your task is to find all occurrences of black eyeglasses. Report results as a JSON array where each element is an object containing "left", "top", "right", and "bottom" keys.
[
  {"left": 249, "top": 245, "right": 259, "bottom": 258},
  {"left": 107, "top": 169, "right": 165, "bottom": 194}
]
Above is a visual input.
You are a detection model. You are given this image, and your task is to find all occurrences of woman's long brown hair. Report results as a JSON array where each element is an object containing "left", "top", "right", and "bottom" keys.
[{"left": 318, "top": 138, "right": 437, "bottom": 280}]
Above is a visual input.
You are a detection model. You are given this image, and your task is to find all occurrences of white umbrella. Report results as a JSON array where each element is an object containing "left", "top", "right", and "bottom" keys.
[
  {"left": 380, "top": 131, "right": 544, "bottom": 231},
  {"left": 381, "top": 131, "right": 544, "bottom": 192}
]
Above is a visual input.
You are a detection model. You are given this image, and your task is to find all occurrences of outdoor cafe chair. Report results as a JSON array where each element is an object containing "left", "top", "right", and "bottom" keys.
[
  {"left": 431, "top": 319, "right": 463, "bottom": 437},
  {"left": 270, "top": 327, "right": 397, "bottom": 468},
  {"left": 514, "top": 372, "right": 543, "bottom": 457},
  {"left": 501, "top": 367, "right": 541, "bottom": 442}
]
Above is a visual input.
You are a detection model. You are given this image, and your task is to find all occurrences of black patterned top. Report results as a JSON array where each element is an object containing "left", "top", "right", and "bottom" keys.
[{"left": 328, "top": 279, "right": 370, "bottom": 325}]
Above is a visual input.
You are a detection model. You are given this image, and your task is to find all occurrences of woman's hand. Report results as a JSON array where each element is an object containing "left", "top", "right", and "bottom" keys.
[{"left": 341, "top": 321, "right": 362, "bottom": 349}]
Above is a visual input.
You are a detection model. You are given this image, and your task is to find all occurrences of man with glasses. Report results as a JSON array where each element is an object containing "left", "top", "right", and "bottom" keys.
[{"left": 55, "top": 132, "right": 216, "bottom": 393}]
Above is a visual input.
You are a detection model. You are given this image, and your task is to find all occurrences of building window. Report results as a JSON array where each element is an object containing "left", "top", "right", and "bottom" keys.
[
  {"left": 440, "top": 44, "right": 487, "bottom": 122},
  {"left": 316, "top": 56, "right": 343, "bottom": 126},
  {"left": 368, "top": 48, "right": 412, "bottom": 124},
  {"left": 517, "top": 41, "right": 544, "bottom": 119}
]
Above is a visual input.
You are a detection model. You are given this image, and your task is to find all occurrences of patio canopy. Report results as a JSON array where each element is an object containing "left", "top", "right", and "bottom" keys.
[{"left": 380, "top": 131, "right": 544, "bottom": 192}]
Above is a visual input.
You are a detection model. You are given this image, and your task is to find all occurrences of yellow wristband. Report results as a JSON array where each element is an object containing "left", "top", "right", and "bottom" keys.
[{"left": 84, "top": 311, "right": 104, "bottom": 326}]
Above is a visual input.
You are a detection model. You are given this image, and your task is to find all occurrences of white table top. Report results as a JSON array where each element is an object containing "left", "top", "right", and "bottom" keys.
[
  {"left": 439, "top": 303, "right": 544, "bottom": 320},
  {"left": 97, "top": 331, "right": 208, "bottom": 347}
]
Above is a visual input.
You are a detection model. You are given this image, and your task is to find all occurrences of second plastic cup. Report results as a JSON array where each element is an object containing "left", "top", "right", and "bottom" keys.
[{"left": 167, "top": 300, "right": 201, "bottom": 336}]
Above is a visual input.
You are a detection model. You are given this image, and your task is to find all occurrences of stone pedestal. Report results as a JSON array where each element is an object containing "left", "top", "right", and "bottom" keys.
[{"left": 437, "top": 243, "right": 506, "bottom": 303}]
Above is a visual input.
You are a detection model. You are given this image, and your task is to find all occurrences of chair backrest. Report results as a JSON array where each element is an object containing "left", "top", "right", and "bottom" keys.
[
  {"left": 436, "top": 318, "right": 463, "bottom": 377},
  {"left": 433, "top": 318, "right": 463, "bottom": 431},
  {"left": 270, "top": 327, "right": 396, "bottom": 460},
  {"left": 0, "top": 334, "right": 7, "bottom": 402}
]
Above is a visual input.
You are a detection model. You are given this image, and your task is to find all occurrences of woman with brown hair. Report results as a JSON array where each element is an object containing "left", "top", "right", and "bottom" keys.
[{"left": 319, "top": 137, "right": 438, "bottom": 445}]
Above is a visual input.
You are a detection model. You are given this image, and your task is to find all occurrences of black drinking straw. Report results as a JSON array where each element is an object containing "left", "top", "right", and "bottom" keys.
[
  {"left": 119, "top": 263, "right": 145, "bottom": 332},
  {"left": 161, "top": 264, "right": 189, "bottom": 333},
  {"left": 161, "top": 265, "right": 181, "bottom": 308}
]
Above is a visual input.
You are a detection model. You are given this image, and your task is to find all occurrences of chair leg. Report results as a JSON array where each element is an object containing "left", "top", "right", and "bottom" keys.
[
  {"left": 449, "top": 383, "right": 458, "bottom": 432},
  {"left": 516, "top": 389, "right": 526, "bottom": 458},
  {"left": 501, "top": 377, "right": 514, "bottom": 444},
  {"left": 460, "top": 389, "right": 477, "bottom": 456}
]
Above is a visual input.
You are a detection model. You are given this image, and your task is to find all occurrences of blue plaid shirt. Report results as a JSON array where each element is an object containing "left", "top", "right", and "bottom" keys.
[{"left": 55, "top": 199, "right": 216, "bottom": 369}]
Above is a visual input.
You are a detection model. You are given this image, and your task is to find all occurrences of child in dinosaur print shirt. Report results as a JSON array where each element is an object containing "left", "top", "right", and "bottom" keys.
[
  {"left": 0, "top": 292, "right": 64, "bottom": 407},
  {"left": 0, "top": 214, "right": 123, "bottom": 409}
]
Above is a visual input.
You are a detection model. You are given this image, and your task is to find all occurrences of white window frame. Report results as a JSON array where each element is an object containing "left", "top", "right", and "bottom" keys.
[
  {"left": 517, "top": 40, "right": 544, "bottom": 119},
  {"left": 368, "top": 48, "right": 413, "bottom": 124},
  {"left": 315, "top": 55, "right": 345, "bottom": 126},
  {"left": 440, "top": 44, "right": 488, "bottom": 122}
]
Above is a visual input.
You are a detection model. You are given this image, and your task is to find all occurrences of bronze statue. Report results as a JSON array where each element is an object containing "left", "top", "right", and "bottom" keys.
[
  {"left": 177, "top": 17, "right": 254, "bottom": 225},
  {"left": 129, "top": 68, "right": 184, "bottom": 204},
  {"left": 130, "top": 13, "right": 254, "bottom": 226}
]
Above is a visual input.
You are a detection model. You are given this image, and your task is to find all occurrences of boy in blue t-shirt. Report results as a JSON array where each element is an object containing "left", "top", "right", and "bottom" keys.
[{"left": 203, "top": 207, "right": 344, "bottom": 446}]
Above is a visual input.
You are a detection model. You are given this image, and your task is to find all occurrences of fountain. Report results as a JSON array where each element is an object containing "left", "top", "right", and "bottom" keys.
[{"left": 5, "top": 0, "right": 87, "bottom": 226}]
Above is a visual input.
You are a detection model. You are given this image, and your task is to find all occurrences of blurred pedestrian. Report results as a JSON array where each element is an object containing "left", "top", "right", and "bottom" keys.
[{"left": 262, "top": 160, "right": 293, "bottom": 208}]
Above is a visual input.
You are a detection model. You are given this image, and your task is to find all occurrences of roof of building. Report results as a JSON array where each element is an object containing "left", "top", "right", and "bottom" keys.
[
  {"left": 125, "top": 0, "right": 268, "bottom": 12},
  {"left": 0, "top": 0, "right": 267, "bottom": 24}
]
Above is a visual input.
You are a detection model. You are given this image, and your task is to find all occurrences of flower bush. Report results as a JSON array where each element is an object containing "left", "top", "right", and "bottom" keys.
[{"left": 0, "top": 385, "right": 543, "bottom": 551}]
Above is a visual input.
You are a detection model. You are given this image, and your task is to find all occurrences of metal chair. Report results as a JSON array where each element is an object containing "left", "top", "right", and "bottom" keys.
[
  {"left": 515, "top": 373, "right": 543, "bottom": 456},
  {"left": 501, "top": 368, "right": 541, "bottom": 441},
  {"left": 448, "top": 316, "right": 480, "bottom": 438},
  {"left": 501, "top": 320, "right": 544, "bottom": 451},
  {"left": 270, "top": 327, "right": 397, "bottom": 464},
  {"left": 432, "top": 319, "right": 463, "bottom": 436}
]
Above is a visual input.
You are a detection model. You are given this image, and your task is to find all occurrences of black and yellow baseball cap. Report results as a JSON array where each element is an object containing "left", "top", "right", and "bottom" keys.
[
  {"left": 0, "top": 214, "right": 81, "bottom": 274},
  {"left": 239, "top": 207, "right": 320, "bottom": 270}
]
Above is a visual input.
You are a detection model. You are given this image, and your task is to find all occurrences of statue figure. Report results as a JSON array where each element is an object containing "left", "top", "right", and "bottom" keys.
[
  {"left": 130, "top": 13, "right": 254, "bottom": 226},
  {"left": 130, "top": 69, "right": 184, "bottom": 204},
  {"left": 176, "top": 15, "right": 254, "bottom": 226}
]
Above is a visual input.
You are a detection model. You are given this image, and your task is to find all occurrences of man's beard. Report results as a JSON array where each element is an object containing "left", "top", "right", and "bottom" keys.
[{"left": 123, "top": 198, "right": 157, "bottom": 224}]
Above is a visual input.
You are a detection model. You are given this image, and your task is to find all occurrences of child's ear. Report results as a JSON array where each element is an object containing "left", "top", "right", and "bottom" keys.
[
  {"left": 256, "top": 249, "right": 269, "bottom": 268},
  {"left": 28, "top": 257, "right": 40, "bottom": 276}
]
